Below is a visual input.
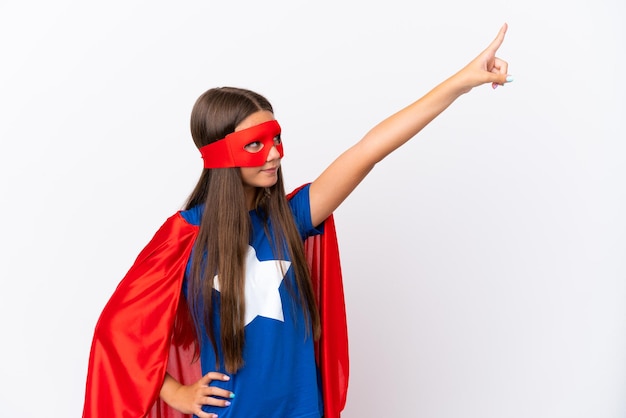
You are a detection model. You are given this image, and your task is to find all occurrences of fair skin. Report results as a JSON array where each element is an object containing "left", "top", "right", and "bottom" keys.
[{"left": 161, "top": 23, "right": 510, "bottom": 415}]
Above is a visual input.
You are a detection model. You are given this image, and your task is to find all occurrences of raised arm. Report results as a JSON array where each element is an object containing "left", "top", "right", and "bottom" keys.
[{"left": 309, "top": 24, "right": 510, "bottom": 226}]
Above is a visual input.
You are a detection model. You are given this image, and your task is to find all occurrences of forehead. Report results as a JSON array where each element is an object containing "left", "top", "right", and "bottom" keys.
[{"left": 235, "top": 110, "right": 275, "bottom": 132}]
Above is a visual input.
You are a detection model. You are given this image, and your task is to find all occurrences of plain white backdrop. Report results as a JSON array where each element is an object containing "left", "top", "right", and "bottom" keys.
[{"left": 1, "top": 1, "right": 624, "bottom": 417}]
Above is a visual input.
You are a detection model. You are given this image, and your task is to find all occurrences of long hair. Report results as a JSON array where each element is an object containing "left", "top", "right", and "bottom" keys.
[{"left": 184, "top": 87, "right": 320, "bottom": 373}]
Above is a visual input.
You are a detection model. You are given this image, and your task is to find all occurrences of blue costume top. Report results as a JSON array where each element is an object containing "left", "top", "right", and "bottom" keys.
[{"left": 180, "top": 185, "right": 323, "bottom": 418}]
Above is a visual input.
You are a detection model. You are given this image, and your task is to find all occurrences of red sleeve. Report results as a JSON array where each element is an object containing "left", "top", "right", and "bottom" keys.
[{"left": 82, "top": 214, "right": 199, "bottom": 418}]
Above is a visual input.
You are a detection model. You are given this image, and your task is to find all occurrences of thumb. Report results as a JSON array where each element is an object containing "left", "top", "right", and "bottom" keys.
[
  {"left": 491, "top": 72, "right": 513, "bottom": 84},
  {"left": 493, "top": 74, "right": 515, "bottom": 84},
  {"left": 491, "top": 74, "right": 514, "bottom": 89}
]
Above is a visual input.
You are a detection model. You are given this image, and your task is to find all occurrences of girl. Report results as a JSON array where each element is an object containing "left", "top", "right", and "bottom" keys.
[{"left": 83, "top": 24, "right": 511, "bottom": 418}]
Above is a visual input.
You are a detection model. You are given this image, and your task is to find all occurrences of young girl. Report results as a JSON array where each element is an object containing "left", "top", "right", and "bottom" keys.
[{"left": 83, "top": 24, "right": 511, "bottom": 418}]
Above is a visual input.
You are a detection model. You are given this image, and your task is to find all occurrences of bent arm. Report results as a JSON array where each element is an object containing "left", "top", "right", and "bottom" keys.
[
  {"left": 160, "top": 372, "right": 234, "bottom": 417},
  {"left": 309, "top": 24, "right": 510, "bottom": 226}
]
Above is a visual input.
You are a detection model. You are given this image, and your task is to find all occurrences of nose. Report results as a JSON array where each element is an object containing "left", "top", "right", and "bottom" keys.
[{"left": 266, "top": 145, "right": 281, "bottom": 161}]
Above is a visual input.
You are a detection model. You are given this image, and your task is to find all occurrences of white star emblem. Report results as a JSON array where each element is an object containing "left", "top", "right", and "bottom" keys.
[{"left": 213, "top": 245, "right": 291, "bottom": 326}]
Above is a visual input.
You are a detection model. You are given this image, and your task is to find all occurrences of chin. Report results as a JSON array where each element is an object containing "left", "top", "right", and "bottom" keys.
[
  {"left": 261, "top": 178, "right": 279, "bottom": 188},
  {"left": 243, "top": 177, "right": 278, "bottom": 190}
]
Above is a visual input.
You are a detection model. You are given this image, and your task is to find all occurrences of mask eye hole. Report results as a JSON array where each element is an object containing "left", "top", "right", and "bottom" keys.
[
  {"left": 243, "top": 141, "right": 264, "bottom": 153},
  {"left": 273, "top": 134, "right": 281, "bottom": 146}
]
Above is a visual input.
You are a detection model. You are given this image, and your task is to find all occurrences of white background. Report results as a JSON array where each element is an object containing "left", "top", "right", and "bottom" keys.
[{"left": 1, "top": 1, "right": 625, "bottom": 417}]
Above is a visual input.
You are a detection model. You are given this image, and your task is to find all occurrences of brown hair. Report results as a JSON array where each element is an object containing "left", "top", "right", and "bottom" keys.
[{"left": 184, "top": 87, "right": 320, "bottom": 373}]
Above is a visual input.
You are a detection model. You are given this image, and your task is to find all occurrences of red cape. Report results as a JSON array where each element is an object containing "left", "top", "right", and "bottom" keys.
[{"left": 83, "top": 193, "right": 349, "bottom": 418}]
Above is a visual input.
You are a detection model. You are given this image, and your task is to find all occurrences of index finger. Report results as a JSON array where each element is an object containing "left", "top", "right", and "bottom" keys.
[
  {"left": 486, "top": 23, "right": 508, "bottom": 53},
  {"left": 200, "top": 372, "right": 231, "bottom": 385}
]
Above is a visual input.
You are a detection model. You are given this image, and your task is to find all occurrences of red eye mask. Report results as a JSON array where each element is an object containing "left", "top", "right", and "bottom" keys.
[{"left": 200, "top": 120, "right": 283, "bottom": 168}]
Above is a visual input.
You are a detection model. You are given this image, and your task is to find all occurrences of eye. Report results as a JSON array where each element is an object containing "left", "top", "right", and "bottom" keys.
[
  {"left": 243, "top": 141, "right": 264, "bottom": 153},
  {"left": 273, "top": 134, "right": 282, "bottom": 146}
]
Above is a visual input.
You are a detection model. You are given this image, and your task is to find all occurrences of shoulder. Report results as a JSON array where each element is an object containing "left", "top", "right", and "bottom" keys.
[
  {"left": 287, "top": 184, "right": 324, "bottom": 238},
  {"left": 178, "top": 205, "right": 203, "bottom": 226},
  {"left": 142, "top": 212, "right": 198, "bottom": 250},
  {"left": 287, "top": 184, "right": 313, "bottom": 220},
  {"left": 287, "top": 183, "right": 311, "bottom": 201},
  {"left": 287, "top": 183, "right": 311, "bottom": 208}
]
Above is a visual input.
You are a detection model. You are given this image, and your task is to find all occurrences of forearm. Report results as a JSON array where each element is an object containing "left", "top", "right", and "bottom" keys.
[{"left": 359, "top": 72, "right": 467, "bottom": 163}]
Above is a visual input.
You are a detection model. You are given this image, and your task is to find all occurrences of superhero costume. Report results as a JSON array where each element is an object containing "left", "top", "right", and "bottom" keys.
[{"left": 82, "top": 186, "right": 349, "bottom": 418}]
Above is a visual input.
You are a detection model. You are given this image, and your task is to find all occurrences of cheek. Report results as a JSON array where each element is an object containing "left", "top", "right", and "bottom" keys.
[{"left": 239, "top": 167, "right": 255, "bottom": 182}]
